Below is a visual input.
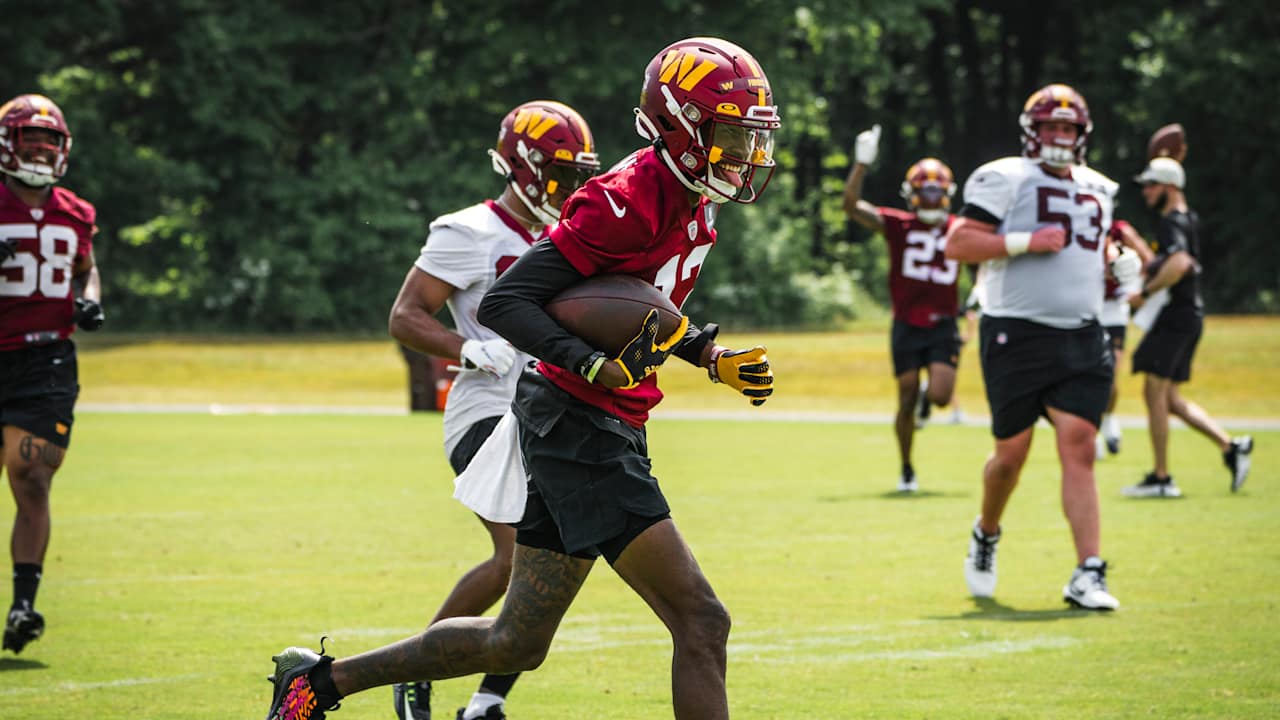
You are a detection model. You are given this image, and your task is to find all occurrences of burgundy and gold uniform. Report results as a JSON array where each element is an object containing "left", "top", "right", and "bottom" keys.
[
  {"left": 0, "top": 183, "right": 95, "bottom": 350},
  {"left": 880, "top": 206, "right": 959, "bottom": 327}
]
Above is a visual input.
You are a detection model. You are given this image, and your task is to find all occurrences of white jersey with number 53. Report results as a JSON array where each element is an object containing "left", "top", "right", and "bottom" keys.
[{"left": 962, "top": 157, "right": 1117, "bottom": 328}]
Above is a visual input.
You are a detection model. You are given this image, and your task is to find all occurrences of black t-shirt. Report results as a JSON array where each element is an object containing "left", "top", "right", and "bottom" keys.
[{"left": 1152, "top": 209, "right": 1203, "bottom": 316}]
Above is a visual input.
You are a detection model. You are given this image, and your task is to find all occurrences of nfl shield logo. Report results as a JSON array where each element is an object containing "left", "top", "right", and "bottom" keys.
[{"left": 687, "top": 220, "right": 698, "bottom": 242}]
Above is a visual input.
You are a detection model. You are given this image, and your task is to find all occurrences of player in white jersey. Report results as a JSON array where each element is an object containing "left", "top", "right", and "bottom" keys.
[
  {"left": 386, "top": 100, "right": 599, "bottom": 720},
  {"left": 945, "top": 84, "right": 1122, "bottom": 611},
  {"left": 1095, "top": 220, "right": 1151, "bottom": 457}
]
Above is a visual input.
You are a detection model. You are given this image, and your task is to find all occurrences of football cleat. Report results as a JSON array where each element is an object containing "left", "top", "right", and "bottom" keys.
[
  {"left": 1224, "top": 436, "right": 1254, "bottom": 493},
  {"left": 394, "top": 681, "right": 433, "bottom": 720},
  {"left": 266, "top": 643, "right": 340, "bottom": 720},
  {"left": 963, "top": 518, "right": 1000, "bottom": 598},
  {"left": 897, "top": 468, "right": 919, "bottom": 493},
  {"left": 1063, "top": 557, "right": 1119, "bottom": 610},
  {"left": 2, "top": 602, "right": 44, "bottom": 654},
  {"left": 1121, "top": 472, "right": 1182, "bottom": 498},
  {"left": 456, "top": 705, "right": 507, "bottom": 720},
  {"left": 1102, "top": 415, "right": 1122, "bottom": 455},
  {"left": 915, "top": 379, "right": 931, "bottom": 429}
]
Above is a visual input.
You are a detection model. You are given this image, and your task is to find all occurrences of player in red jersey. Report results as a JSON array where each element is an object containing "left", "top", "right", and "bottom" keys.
[
  {"left": 843, "top": 124, "right": 961, "bottom": 492},
  {"left": 264, "top": 37, "right": 778, "bottom": 720},
  {"left": 0, "top": 94, "right": 103, "bottom": 654}
]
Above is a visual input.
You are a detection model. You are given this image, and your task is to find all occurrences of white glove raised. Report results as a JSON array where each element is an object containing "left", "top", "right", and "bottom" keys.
[
  {"left": 460, "top": 338, "right": 516, "bottom": 378},
  {"left": 1110, "top": 248, "right": 1143, "bottom": 288},
  {"left": 854, "top": 124, "right": 882, "bottom": 166}
]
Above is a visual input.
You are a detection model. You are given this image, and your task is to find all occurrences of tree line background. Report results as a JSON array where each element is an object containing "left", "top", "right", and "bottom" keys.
[{"left": 5, "top": 0, "right": 1277, "bottom": 332}]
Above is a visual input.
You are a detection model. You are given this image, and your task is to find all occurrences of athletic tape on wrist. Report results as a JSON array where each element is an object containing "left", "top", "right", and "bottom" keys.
[{"left": 1004, "top": 231, "right": 1031, "bottom": 256}]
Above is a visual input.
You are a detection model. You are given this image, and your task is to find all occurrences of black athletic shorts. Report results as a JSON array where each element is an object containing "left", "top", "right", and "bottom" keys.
[
  {"left": 0, "top": 339, "right": 80, "bottom": 449},
  {"left": 979, "top": 316, "right": 1113, "bottom": 439},
  {"left": 1132, "top": 311, "right": 1202, "bottom": 383},
  {"left": 511, "top": 370, "right": 670, "bottom": 564},
  {"left": 890, "top": 318, "right": 961, "bottom": 376},
  {"left": 1103, "top": 325, "right": 1127, "bottom": 353},
  {"left": 448, "top": 415, "right": 502, "bottom": 475}
]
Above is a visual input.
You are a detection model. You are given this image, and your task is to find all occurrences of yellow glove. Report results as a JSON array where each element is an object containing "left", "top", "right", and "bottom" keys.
[
  {"left": 710, "top": 346, "right": 773, "bottom": 406},
  {"left": 612, "top": 310, "right": 690, "bottom": 389}
]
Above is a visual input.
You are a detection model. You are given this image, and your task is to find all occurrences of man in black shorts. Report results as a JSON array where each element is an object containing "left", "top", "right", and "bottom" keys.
[
  {"left": 1124, "top": 157, "right": 1253, "bottom": 497},
  {"left": 263, "top": 37, "right": 780, "bottom": 720},
  {"left": 0, "top": 94, "right": 104, "bottom": 654},
  {"left": 945, "top": 84, "right": 1121, "bottom": 610},
  {"left": 843, "top": 123, "right": 963, "bottom": 492}
]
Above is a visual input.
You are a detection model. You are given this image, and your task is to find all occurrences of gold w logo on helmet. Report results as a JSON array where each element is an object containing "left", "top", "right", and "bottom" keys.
[
  {"left": 658, "top": 50, "right": 717, "bottom": 91},
  {"left": 512, "top": 109, "right": 559, "bottom": 140}
]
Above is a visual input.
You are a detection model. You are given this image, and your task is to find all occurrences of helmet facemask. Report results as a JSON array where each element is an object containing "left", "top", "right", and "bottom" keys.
[{"left": 1, "top": 125, "right": 70, "bottom": 187}]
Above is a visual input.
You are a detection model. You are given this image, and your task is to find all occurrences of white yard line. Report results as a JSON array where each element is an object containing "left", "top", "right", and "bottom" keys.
[{"left": 76, "top": 403, "right": 1280, "bottom": 429}]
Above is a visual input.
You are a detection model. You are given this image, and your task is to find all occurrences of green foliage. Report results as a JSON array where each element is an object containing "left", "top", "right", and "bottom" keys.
[{"left": 4, "top": 0, "right": 1276, "bottom": 330}]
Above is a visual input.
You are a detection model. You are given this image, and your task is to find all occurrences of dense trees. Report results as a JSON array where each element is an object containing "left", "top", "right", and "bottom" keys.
[{"left": 5, "top": 1, "right": 1275, "bottom": 331}]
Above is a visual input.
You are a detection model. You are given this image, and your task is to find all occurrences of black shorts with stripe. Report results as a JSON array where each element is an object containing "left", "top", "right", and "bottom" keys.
[
  {"left": 511, "top": 370, "right": 670, "bottom": 563},
  {"left": 0, "top": 339, "right": 80, "bottom": 449},
  {"left": 979, "top": 316, "right": 1113, "bottom": 439}
]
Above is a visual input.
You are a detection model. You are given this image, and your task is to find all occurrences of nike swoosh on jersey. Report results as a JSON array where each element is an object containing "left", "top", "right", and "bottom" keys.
[{"left": 603, "top": 190, "right": 626, "bottom": 218}]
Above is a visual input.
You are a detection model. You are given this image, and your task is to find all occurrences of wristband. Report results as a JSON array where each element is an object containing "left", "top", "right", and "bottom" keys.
[
  {"left": 1004, "top": 232, "right": 1031, "bottom": 256},
  {"left": 580, "top": 351, "right": 608, "bottom": 383}
]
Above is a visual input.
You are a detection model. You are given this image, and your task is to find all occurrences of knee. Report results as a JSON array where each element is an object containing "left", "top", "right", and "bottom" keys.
[
  {"left": 986, "top": 453, "right": 1024, "bottom": 483},
  {"left": 675, "top": 596, "right": 732, "bottom": 650},
  {"left": 9, "top": 466, "right": 53, "bottom": 506},
  {"left": 489, "top": 626, "right": 552, "bottom": 673}
]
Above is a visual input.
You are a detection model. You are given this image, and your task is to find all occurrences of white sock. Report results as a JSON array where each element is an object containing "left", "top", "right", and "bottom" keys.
[
  {"left": 462, "top": 692, "right": 505, "bottom": 720},
  {"left": 1103, "top": 414, "right": 1121, "bottom": 440}
]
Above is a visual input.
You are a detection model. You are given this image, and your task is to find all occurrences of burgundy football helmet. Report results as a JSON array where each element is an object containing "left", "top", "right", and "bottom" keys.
[
  {"left": 0, "top": 94, "right": 72, "bottom": 187},
  {"left": 898, "top": 158, "right": 955, "bottom": 225},
  {"left": 1018, "top": 83, "right": 1092, "bottom": 167},
  {"left": 491, "top": 100, "right": 599, "bottom": 225},
  {"left": 635, "top": 37, "right": 781, "bottom": 204}
]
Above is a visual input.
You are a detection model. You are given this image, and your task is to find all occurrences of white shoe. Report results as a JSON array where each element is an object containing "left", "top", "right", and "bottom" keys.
[
  {"left": 1063, "top": 557, "right": 1119, "bottom": 610},
  {"left": 897, "top": 472, "right": 919, "bottom": 493},
  {"left": 1095, "top": 433, "right": 1108, "bottom": 460},
  {"left": 1121, "top": 472, "right": 1182, "bottom": 498},
  {"left": 964, "top": 518, "right": 1000, "bottom": 598},
  {"left": 1102, "top": 415, "right": 1122, "bottom": 455},
  {"left": 1225, "top": 436, "right": 1254, "bottom": 492}
]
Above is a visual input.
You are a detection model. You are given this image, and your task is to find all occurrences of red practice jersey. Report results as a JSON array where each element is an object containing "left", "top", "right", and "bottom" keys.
[
  {"left": 541, "top": 147, "right": 716, "bottom": 426},
  {"left": 879, "top": 207, "right": 959, "bottom": 327},
  {"left": 0, "top": 183, "right": 96, "bottom": 350}
]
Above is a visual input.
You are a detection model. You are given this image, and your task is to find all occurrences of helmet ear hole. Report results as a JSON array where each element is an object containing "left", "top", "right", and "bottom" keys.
[{"left": 657, "top": 116, "right": 675, "bottom": 132}]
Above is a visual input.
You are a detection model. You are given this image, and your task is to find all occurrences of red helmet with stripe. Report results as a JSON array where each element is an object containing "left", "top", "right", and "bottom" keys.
[
  {"left": 1019, "top": 83, "right": 1092, "bottom": 167},
  {"left": 635, "top": 37, "right": 781, "bottom": 204},
  {"left": 490, "top": 100, "right": 600, "bottom": 225},
  {"left": 0, "top": 94, "right": 72, "bottom": 187},
  {"left": 898, "top": 158, "right": 955, "bottom": 225}
]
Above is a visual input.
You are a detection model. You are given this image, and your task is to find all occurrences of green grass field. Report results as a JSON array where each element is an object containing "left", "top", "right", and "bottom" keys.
[{"left": 1, "top": 320, "right": 1277, "bottom": 718}]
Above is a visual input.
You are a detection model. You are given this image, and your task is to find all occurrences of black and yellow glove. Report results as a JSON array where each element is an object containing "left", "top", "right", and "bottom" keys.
[
  {"left": 611, "top": 309, "right": 690, "bottom": 389},
  {"left": 710, "top": 346, "right": 773, "bottom": 406}
]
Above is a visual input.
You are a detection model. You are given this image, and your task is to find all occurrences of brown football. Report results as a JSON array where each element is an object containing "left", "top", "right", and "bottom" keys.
[
  {"left": 545, "top": 274, "right": 683, "bottom": 357},
  {"left": 1148, "top": 123, "right": 1186, "bottom": 162}
]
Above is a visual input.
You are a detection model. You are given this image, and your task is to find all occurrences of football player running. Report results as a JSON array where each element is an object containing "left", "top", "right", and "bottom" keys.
[
  {"left": 264, "top": 37, "right": 778, "bottom": 720},
  {"left": 843, "top": 126, "right": 962, "bottom": 492},
  {"left": 383, "top": 101, "right": 599, "bottom": 720},
  {"left": 0, "top": 94, "right": 104, "bottom": 654},
  {"left": 944, "top": 84, "right": 1122, "bottom": 610}
]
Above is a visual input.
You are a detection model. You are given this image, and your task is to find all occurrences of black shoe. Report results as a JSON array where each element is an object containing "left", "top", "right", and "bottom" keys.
[
  {"left": 1224, "top": 436, "right": 1254, "bottom": 492},
  {"left": 394, "top": 681, "right": 433, "bottom": 720},
  {"left": 456, "top": 705, "right": 507, "bottom": 720},
  {"left": 265, "top": 642, "right": 340, "bottom": 720},
  {"left": 2, "top": 602, "right": 44, "bottom": 654},
  {"left": 1121, "top": 472, "right": 1182, "bottom": 498}
]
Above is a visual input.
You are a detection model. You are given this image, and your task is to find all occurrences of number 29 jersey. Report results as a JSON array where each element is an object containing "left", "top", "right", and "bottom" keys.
[
  {"left": 0, "top": 183, "right": 96, "bottom": 351},
  {"left": 962, "top": 157, "right": 1117, "bottom": 329},
  {"left": 878, "top": 207, "right": 958, "bottom": 327}
]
